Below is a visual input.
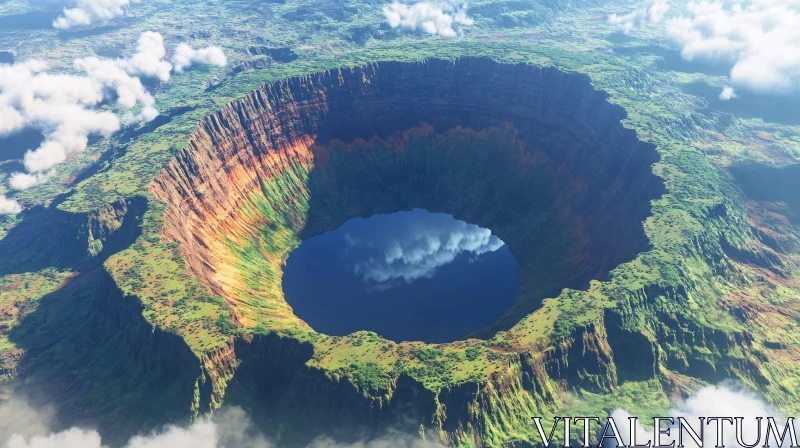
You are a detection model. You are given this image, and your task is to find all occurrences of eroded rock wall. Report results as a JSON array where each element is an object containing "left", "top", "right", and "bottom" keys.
[
  {"left": 149, "top": 57, "right": 665, "bottom": 445},
  {"left": 151, "top": 57, "right": 663, "bottom": 331}
]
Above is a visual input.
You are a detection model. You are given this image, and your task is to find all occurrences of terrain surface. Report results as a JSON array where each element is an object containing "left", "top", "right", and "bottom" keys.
[{"left": 0, "top": 0, "right": 799, "bottom": 446}]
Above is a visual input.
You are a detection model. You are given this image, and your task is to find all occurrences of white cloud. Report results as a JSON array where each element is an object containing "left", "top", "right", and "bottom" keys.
[
  {"left": 1, "top": 387, "right": 792, "bottom": 448},
  {"left": 0, "top": 401, "right": 438, "bottom": 448},
  {"left": 0, "top": 399, "right": 54, "bottom": 444},
  {"left": 73, "top": 57, "right": 155, "bottom": 110},
  {"left": 0, "top": 32, "right": 227, "bottom": 212},
  {"left": 5, "top": 428, "right": 103, "bottom": 448},
  {"left": 0, "top": 41, "right": 163, "bottom": 177},
  {"left": 383, "top": 1, "right": 474, "bottom": 37},
  {"left": 171, "top": 44, "right": 228, "bottom": 73},
  {"left": 53, "top": 0, "right": 143, "bottom": 30},
  {"left": 612, "top": 385, "right": 799, "bottom": 448},
  {"left": 119, "top": 31, "right": 173, "bottom": 82},
  {"left": 122, "top": 105, "right": 159, "bottom": 125},
  {"left": 0, "top": 60, "right": 123, "bottom": 177},
  {"left": 0, "top": 405, "right": 271, "bottom": 448},
  {"left": 9, "top": 173, "right": 40, "bottom": 191},
  {"left": 719, "top": 86, "right": 737, "bottom": 100},
  {"left": 0, "top": 108, "right": 25, "bottom": 135},
  {"left": 348, "top": 213, "right": 504, "bottom": 285},
  {"left": 307, "top": 430, "right": 443, "bottom": 447},
  {"left": 125, "top": 421, "right": 218, "bottom": 448},
  {"left": 8, "top": 172, "right": 50, "bottom": 191},
  {"left": 668, "top": 0, "right": 800, "bottom": 94},
  {"left": 609, "top": 0, "right": 670, "bottom": 34},
  {"left": 0, "top": 196, "right": 22, "bottom": 214}
]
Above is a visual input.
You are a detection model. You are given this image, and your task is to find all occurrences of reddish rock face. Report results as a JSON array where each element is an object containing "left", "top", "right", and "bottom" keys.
[{"left": 151, "top": 57, "right": 664, "bottom": 333}]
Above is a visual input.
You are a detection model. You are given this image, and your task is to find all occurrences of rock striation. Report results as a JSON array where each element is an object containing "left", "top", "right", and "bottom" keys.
[{"left": 152, "top": 57, "right": 663, "bottom": 330}]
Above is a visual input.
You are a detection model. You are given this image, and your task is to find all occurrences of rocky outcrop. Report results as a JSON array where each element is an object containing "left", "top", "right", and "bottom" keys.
[
  {"left": 605, "top": 310, "right": 658, "bottom": 383},
  {"left": 545, "top": 323, "right": 618, "bottom": 393}
]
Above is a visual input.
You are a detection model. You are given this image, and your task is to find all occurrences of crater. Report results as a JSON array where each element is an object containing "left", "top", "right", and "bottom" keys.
[
  {"left": 151, "top": 58, "right": 664, "bottom": 339},
  {"left": 282, "top": 209, "right": 519, "bottom": 343}
]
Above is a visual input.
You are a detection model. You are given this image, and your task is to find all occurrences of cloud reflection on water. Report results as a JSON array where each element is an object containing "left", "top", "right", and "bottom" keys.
[{"left": 344, "top": 210, "right": 504, "bottom": 288}]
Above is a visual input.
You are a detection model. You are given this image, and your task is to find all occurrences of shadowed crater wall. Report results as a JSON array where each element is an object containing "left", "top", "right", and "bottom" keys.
[{"left": 151, "top": 57, "right": 664, "bottom": 338}]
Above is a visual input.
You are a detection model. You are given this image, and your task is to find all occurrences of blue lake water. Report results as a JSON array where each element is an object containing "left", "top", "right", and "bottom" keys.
[{"left": 282, "top": 209, "right": 519, "bottom": 343}]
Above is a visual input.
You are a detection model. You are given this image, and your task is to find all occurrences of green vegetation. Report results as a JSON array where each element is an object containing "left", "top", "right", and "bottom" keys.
[{"left": 0, "top": 0, "right": 798, "bottom": 445}]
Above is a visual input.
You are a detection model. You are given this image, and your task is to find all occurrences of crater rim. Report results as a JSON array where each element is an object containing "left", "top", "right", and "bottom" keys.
[{"left": 150, "top": 56, "right": 666, "bottom": 347}]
